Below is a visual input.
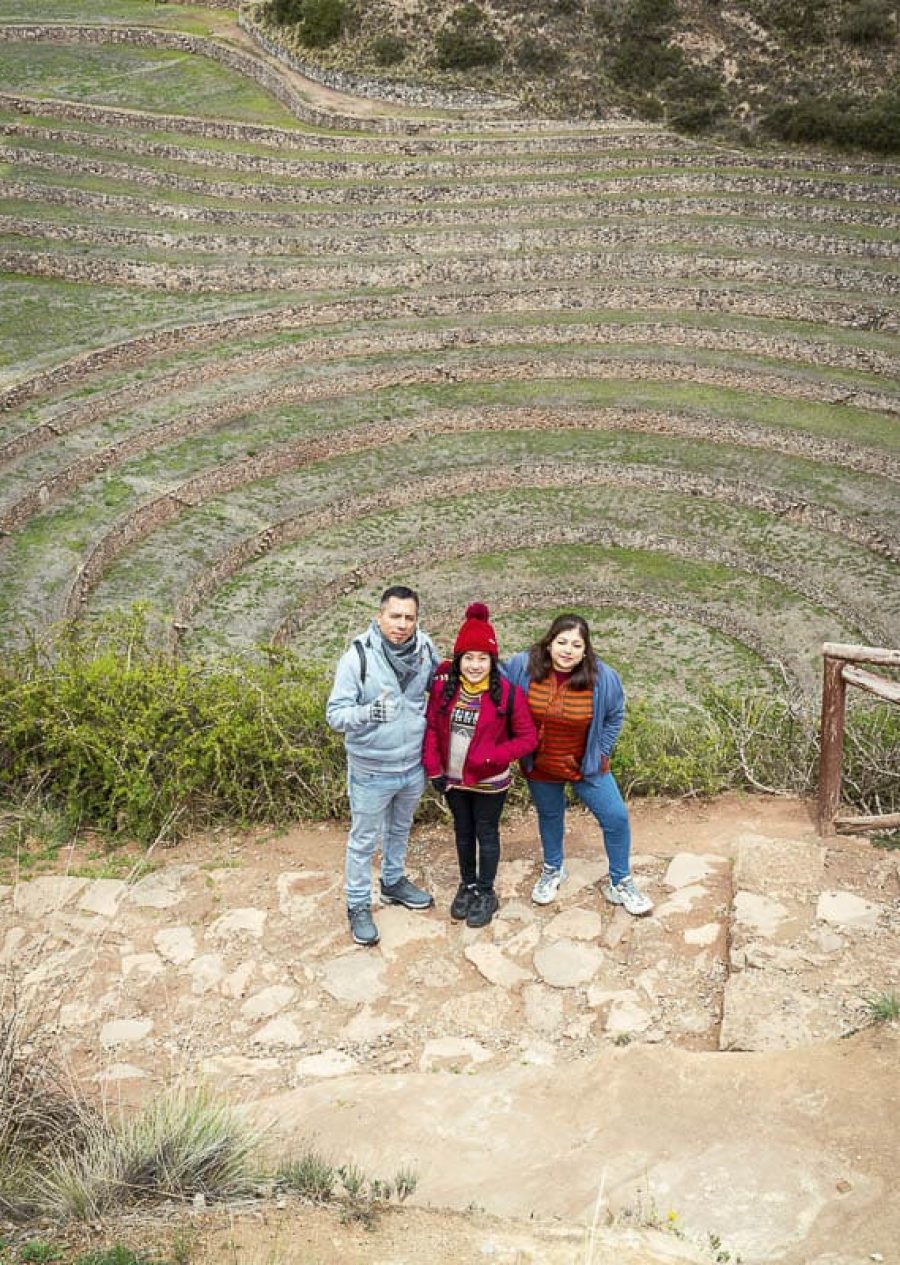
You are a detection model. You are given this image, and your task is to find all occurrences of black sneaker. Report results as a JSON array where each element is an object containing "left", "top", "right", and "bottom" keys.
[
  {"left": 347, "top": 903, "right": 379, "bottom": 946},
  {"left": 379, "top": 876, "right": 434, "bottom": 910},
  {"left": 450, "top": 882, "right": 476, "bottom": 921},
  {"left": 466, "top": 889, "right": 499, "bottom": 929}
]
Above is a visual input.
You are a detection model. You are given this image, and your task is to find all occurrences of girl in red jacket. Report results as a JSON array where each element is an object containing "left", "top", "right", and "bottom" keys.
[{"left": 423, "top": 603, "right": 538, "bottom": 927}]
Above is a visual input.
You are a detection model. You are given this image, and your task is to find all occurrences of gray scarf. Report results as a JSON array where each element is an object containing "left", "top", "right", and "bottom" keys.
[{"left": 377, "top": 625, "right": 420, "bottom": 694}]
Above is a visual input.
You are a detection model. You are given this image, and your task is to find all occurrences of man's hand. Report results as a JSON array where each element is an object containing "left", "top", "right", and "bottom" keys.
[
  {"left": 599, "top": 753, "right": 610, "bottom": 775},
  {"left": 368, "top": 691, "right": 397, "bottom": 724}
]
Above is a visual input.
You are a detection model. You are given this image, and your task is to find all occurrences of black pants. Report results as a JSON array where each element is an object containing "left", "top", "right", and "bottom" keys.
[{"left": 446, "top": 788, "right": 507, "bottom": 892}]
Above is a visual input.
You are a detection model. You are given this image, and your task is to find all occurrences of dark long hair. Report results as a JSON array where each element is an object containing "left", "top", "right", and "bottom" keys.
[
  {"left": 441, "top": 654, "right": 503, "bottom": 710},
  {"left": 527, "top": 614, "right": 597, "bottom": 690}
]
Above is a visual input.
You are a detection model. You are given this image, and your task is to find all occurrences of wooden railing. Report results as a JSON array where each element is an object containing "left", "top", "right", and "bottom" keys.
[{"left": 818, "top": 642, "right": 900, "bottom": 836}]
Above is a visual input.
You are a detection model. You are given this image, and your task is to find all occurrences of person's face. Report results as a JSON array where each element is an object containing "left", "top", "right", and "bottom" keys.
[
  {"left": 549, "top": 627, "right": 586, "bottom": 672},
  {"left": 460, "top": 651, "right": 491, "bottom": 684},
  {"left": 376, "top": 597, "right": 418, "bottom": 644}
]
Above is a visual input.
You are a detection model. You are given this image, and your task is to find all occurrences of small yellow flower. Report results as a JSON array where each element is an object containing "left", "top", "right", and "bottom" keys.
[{"left": 667, "top": 1210, "right": 679, "bottom": 1222}]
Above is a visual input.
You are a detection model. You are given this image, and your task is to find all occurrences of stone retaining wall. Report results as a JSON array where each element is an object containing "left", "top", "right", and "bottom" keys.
[
  {"left": 62, "top": 433, "right": 899, "bottom": 626},
  {"left": 0, "top": 92, "right": 658, "bottom": 151},
  {"left": 6, "top": 179, "right": 899, "bottom": 233},
  {"left": 5, "top": 354, "right": 899, "bottom": 543},
  {"left": 3, "top": 243, "right": 897, "bottom": 300},
  {"left": 2, "top": 285, "right": 895, "bottom": 415},
  {"left": 0, "top": 23, "right": 371, "bottom": 133},
  {"left": 5, "top": 212, "right": 896, "bottom": 262},
  {"left": 168, "top": 433, "right": 889, "bottom": 657},
  {"left": 4, "top": 324, "right": 897, "bottom": 472}
]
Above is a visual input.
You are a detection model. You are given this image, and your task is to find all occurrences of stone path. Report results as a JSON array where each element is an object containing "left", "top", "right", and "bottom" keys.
[{"left": 3, "top": 796, "right": 896, "bottom": 1096}]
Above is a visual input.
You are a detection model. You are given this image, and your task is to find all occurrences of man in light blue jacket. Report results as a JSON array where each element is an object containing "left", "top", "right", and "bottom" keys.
[{"left": 326, "top": 585, "right": 439, "bottom": 946}]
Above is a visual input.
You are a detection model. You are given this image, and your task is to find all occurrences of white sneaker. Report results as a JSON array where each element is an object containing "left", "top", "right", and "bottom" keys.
[
  {"left": 532, "top": 863, "right": 567, "bottom": 905},
  {"left": 603, "top": 875, "right": 653, "bottom": 917}
]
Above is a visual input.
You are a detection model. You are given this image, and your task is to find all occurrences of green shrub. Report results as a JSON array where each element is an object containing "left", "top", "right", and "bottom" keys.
[
  {"left": 1, "top": 613, "right": 896, "bottom": 841},
  {"left": 763, "top": 89, "right": 900, "bottom": 153},
  {"left": 370, "top": 34, "right": 407, "bottom": 66},
  {"left": 278, "top": 1148, "right": 336, "bottom": 1203},
  {"left": 264, "top": 0, "right": 349, "bottom": 46},
  {"left": 840, "top": 0, "right": 897, "bottom": 45},
  {"left": 0, "top": 610, "right": 346, "bottom": 843},
  {"left": 665, "top": 61, "right": 727, "bottom": 132},
  {"left": 297, "top": 0, "right": 349, "bottom": 48},
  {"left": 516, "top": 35, "right": 565, "bottom": 74},
  {"left": 263, "top": 0, "right": 304, "bottom": 25},
  {"left": 434, "top": 3, "right": 502, "bottom": 70}
]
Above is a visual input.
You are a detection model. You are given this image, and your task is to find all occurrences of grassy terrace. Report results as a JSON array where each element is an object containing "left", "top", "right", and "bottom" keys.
[{"left": 0, "top": 4, "right": 898, "bottom": 718}]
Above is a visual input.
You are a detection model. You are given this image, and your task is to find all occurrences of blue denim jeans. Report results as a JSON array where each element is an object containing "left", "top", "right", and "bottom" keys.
[
  {"left": 526, "top": 774, "right": 631, "bottom": 885},
  {"left": 345, "top": 765, "right": 426, "bottom": 908}
]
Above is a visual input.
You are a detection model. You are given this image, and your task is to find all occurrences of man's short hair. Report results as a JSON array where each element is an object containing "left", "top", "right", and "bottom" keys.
[{"left": 379, "top": 584, "right": 419, "bottom": 611}]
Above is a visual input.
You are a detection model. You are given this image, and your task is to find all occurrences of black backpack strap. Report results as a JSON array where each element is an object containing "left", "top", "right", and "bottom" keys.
[{"left": 353, "top": 638, "right": 367, "bottom": 685}]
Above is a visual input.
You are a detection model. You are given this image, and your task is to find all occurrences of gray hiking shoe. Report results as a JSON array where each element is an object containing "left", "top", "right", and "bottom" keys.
[
  {"left": 347, "top": 903, "right": 380, "bottom": 946},
  {"left": 602, "top": 874, "right": 653, "bottom": 917},
  {"left": 531, "top": 863, "right": 568, "bottom": 906},
  {"left": 380, "top": 875, "right": 434, "bottom": 910}
]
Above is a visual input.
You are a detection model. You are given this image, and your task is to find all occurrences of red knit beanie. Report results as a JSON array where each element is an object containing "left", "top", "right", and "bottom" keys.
[{"left": 453, "top": 602, "right": 499, "bottom": 657}]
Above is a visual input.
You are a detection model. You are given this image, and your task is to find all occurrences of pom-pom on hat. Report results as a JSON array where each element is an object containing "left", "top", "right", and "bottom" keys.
[{"left": 453, "top": 602, "right": 499, "bottom": 658}]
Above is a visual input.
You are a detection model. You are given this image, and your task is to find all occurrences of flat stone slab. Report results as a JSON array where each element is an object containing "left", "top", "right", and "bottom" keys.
[
  {"left": 816, "top": 890, "right": 883, "bottom": 930},
  {"left": 121, "top": 952, "right": 165, "bottom": 980},
  {"left": 201, "top": 1054, "right": 281, "bottom": 1079},
  {"left": 654, "top": 884, "right": 709, "bottom": 918},
  {"left": 295, "top": 1049, "right": 358, "bottom": 1078},
  {"left": 733, "top": 891, "right": 790, "bottom": 937},
  {"left": 534, "top": 939, "right": 605, "bottom": 988},
  {"left": 154, "top": 926, "right": 197, "bottom": 965},
  {"left": 376, "top": 907, "right": 446, "bottom": 957},
  {"left": 319, "top": 953, "right": 388, "bottom": 1005},
  {"left": 13, "top": 876, "right": 88, "bottom": 919},
  {"left": 522, "top": 983, "right": 565, "bottom": 1034},
  {"left": 605, "top": 998, "right": 653, "bottom": 1034},
  {"left": 80, "top": 879, "right": 128, "bottom": 918},
  {"left": 251, "top": 1016, "right": 304, "bottom": 1048},
  {"left": 734, "top": 836, "right": 824, "bottom": 893},
  {"left": 208, "top": 907, "right": 267, "bottom": 942},
  {"left": 420, "top": 1037, "right": 493, "bottom": 1071},
  {"left": 100, "top": 1018, "right": 154, "bottom": 1048},
  {"left": 543, "top": 907, "right": 603, "bottom": 942},
  {"left": 684, "top": 922, "right": 720, "bottom": 947},
  {"left": 129, "top": 866, "right": 196, "bottom": 909},
  {"left": 189, "top": 953, "right": 226, "bottom": 994},
  {"left": 464, "top": 942, "right": 533, "bottom": 988},
  {"left": 241, "top": 984, "right": 297, "bottom": 1021},
  {"left": 664, "top": 854, "right": 721, "bottom": 889},
  {"left": 719, "top": 975, "right": 823, "bottom": 1051}
]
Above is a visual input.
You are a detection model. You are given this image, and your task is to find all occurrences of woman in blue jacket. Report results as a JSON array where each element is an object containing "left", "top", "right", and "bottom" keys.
[{"left": 504, "top": 613, "right": 652, "bottom": 917}]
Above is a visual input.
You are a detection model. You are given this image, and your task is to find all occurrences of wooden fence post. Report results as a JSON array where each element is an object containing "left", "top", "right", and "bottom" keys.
[{"left": 817, "top": 653, "right": 846, "bottom": 835}]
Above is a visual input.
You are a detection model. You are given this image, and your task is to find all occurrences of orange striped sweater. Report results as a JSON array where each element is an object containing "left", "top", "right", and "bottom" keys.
[{"left": 527, "top": 675, "right": 594, "bottom": 782}]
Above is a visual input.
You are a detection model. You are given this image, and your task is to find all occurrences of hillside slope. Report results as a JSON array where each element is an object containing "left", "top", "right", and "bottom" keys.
[{"left": 257, "top": 0, "right": 900, "bottom": 145}]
